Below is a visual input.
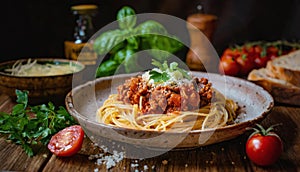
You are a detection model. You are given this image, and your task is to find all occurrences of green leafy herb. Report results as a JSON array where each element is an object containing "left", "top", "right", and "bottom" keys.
[
  {"left": 93, "top": 6, "right": 184, "bottom": 78},
  {"left": 171, "top": 62, "right": 192, "bottom": 80},
  {"left": 149, "top": 70, "right": 170, "bottom": 83},
  {"left": 0, "top": 90, "right": 77, "bottom": 156},
  {"left": 116, "top": 6, "right": 137, "bottom": 30},
  {"left": 149, "top": 60, "right": 191, "bottom": 84}
]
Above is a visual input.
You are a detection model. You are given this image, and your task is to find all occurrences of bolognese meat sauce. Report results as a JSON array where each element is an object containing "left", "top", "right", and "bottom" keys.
[{"left": 117, "top": 76, "right": 213, "bottom": 114}]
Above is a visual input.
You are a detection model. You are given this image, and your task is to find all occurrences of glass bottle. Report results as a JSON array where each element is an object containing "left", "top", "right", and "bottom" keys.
[{"left": 64, "top": 4, "right": 98, "bottom": 66}]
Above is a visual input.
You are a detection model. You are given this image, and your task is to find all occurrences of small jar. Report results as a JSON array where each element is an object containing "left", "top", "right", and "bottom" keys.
[
  {"left": 72, "top": 4, "right": 98, "bottom": 44},
  {"left": 64, "top": 4, "right": 98, "bottom": 65}
]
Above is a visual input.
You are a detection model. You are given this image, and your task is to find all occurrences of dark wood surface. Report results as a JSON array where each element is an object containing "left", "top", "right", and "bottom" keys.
[{"left": 0, "top": 93, "right": 299, "bottom": 172}]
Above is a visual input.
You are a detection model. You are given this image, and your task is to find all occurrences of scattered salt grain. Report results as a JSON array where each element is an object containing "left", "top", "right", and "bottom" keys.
[
  {"left": 151, "top": 165, "right": 155, "bottom": 170},
  {"left": 131, "top": 163, "right": 139, "bottom": 168},
  {"left": 143, "top": 165, "right": 149, "bottom": 170},
  {"left": 89, "top": 144, "right": 125, "bottom": 170}
]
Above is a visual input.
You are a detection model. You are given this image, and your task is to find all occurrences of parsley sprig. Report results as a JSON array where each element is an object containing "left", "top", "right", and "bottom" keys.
[
  {"left": 0, "top": 90, "right": 77, "bottom": 156},
  {"left": 149, "top": 60, "right": 191, "bottom": 84}
]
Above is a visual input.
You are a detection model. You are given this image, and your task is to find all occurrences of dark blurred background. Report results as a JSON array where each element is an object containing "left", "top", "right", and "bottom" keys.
[{"left": 1, "top": 0, "right": 300, "bottom": 62}]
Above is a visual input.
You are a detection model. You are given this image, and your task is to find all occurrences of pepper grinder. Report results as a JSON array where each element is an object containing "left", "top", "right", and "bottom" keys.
[{"left": 186, "top": 5, "right": 218, "bottom": 72}]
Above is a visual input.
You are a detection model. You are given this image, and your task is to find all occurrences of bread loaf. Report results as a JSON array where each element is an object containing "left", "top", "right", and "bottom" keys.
[
  {"left": 266, "top": 50, "right": 300, "bottom": 87},
  {"left": 248, "top": 68, "right": 300, "bottom": 106}
]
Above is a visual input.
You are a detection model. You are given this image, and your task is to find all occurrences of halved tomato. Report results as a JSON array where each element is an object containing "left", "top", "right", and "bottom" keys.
[{"left": 48, "top": 125, "right": 84, "bottom": 157}]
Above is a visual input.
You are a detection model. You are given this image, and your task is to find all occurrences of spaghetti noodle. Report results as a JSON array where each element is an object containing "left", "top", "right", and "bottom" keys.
[{"left": 96, "top": 61, "right": 239, "bottom": 132}]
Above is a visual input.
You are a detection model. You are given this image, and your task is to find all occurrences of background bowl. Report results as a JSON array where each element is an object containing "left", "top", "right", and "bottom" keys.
[
  {"left": 65, "top": 72, "right": 274, "bottom": 158},
  {"left": 0, "top": 58, "right": 85, "bottom": 105}
]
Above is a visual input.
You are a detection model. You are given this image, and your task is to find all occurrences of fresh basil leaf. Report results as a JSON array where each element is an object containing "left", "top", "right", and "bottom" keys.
[
  {"left": 126, "top": 36, "right": 139, "bottom": 50},
  {"left": 117, "top": 6, "right": 136, "bottom": 30},
  {"left": 93, "top": 29, "right": 126, "bottom": 55},
  {"left": 96, "top": 59, "right": 119, "bottom": 77},
  {"left": 145, "top": 35, "right": 183, "bottom": 60},
  {"left": 123, "top": 52, "right": 143, "bottom": 73},
  {"left": 93, "top": 6, "right": 185, "bottom": 78},
  {"left": 110, "top": 41, "right": 126, "bottom": 54},
  {"left": 135, "top": 20, "right": 168, "bottom": 35},
  {"left": 113, "top": 47, "right": 136, "bottom": 64}
]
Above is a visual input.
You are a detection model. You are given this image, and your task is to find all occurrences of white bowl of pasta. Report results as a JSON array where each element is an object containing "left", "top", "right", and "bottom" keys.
[
  {"left": 0, "top": 58, "right": 85, "bottom": 104},
  {"left": 66, "top": 68, "right": 274, "bottom": 158}
]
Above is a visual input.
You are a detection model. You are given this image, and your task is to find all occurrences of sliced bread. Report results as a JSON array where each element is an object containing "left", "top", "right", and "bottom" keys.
[
  {"left": 248, "top": 68, "right": 300, "bottom": 106},
  {"left": 266, "top": 50, "right": 300, "bottom": 87}
]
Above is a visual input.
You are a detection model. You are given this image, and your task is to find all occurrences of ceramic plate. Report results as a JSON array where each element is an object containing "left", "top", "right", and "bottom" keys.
[{"left": 65, "top": 72, "right": 274, "bottom": 157}]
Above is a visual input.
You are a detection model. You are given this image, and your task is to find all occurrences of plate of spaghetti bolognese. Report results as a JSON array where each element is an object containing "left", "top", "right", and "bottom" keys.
[{"left": 65, "top": 61, "right": 274, "bottom": 154}]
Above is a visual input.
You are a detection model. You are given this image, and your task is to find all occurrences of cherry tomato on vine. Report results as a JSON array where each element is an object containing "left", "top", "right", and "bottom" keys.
[
  {"left": 48, "top": 125, "right": 84, "bottom": 157},
  {"left": 246, "top": 124, "right": 283, "bottom": 166},
  {"left": 222, "top": 48, "right": 241, "bottom": 58},
  {"left": 218, "top": 56, "right": 241, "bottom": 76},
  {"left": 246, "top": 45, "right": 261, "bottom": 56},
  {"left": 266, "top": 46, "right": 279, "bottom": 60},
  {"left": 267, "top": 46, "right": 279, "bottom": 55},
  {"left": 254, "top": 56, "right": 269, "bottom": 68},
  {"left": 236, "top": 54, "right": 255, "bottom": 76}
]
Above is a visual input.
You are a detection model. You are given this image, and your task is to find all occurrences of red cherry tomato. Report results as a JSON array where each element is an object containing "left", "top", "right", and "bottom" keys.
[
  {"left": 246, "top": 124, "right": 283, "bottom": 166},
  {"left": 254, "top": 56, "right": 269, "bottom": 68},
  {"left": 236, "top": 54, "right": 255, "bottom": 76},
  {"left": 222, "top": 48, "right": 241, "bottom": 59},
  {"left": 267, "top": 53, "right": 278, "bottom": 61},
  {"left": 48, "top": 125, "right": 84, "bottom": 157},
  {"left": 246, "top": 45, "right": 261, "bottom": 56},
  {"left": 221, "top": 54, "right": 236, "bottom": 61},
  {"left": 266, "top": 46, "right": 279, "bottom": 60},
  {"left": 218, "top": 57, "right": 241, "bottom": 76},
  {"left": 222, "top": 48, "right": 235, "bottom": 56}
]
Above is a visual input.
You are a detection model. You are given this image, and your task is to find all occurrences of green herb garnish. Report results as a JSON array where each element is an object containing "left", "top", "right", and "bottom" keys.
[
  {"left": 0, "top": 90, "right": 77, "bottom": 156},
  {"left": 149, "top": 70, "right": 170, "bottom": 83},
  {"left": 149, "top": 60, "right": 191, "bottom": 84}
]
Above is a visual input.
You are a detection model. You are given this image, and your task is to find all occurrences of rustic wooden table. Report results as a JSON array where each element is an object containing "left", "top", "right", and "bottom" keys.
[{"left": 0, "top": 93, "right": 299, "bottom": 172}]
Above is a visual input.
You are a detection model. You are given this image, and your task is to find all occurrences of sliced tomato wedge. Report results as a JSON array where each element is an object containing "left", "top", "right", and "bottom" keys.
[{"left": 48, "top": 125, "right": 84, "bottom": 157}]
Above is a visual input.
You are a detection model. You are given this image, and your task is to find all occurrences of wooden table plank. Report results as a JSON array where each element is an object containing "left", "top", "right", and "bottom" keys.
[
  {"left": 0, "top": 135, "right": 51, "bottom": 172},
  {"left": 1, "top": 94, "right": 300, "bottom": 172}
]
